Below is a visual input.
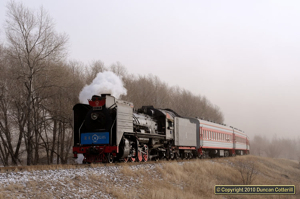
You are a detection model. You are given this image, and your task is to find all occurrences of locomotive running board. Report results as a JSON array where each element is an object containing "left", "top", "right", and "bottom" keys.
[{"left": 124, "top": 132, "right": 166, "bottom": 139}]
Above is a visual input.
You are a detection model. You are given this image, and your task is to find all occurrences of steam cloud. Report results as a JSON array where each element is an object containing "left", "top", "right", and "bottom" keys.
[{"left": 79, "top": 71, "right": 127, "bottom": 103}]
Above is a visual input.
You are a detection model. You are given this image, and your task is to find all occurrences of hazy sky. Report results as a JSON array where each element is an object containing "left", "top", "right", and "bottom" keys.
[{"left": 1, "top": 0, "right": 300, "bottom": 139}]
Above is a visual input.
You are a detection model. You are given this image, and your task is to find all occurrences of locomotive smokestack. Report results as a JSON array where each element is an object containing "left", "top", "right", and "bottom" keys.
[{"left": 101, "top": 94, "right": 111, "bottom": 97}]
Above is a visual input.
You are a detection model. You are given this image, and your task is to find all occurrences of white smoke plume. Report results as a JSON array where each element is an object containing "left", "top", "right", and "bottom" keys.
[{"left": 79, "top": 71, "right": 127, "bottom": 103}]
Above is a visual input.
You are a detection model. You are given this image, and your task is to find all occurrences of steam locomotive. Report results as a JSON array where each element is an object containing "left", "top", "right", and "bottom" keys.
[{"left": 73, "top": 94, "right": 250, "bottom": 163}]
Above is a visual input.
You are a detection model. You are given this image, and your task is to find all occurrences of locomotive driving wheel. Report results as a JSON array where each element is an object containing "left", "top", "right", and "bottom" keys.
[
  {"left": 130, "top": 157, "right": 136, "bottom": 162},
  {"left": 142, "top": 145, "right": 149, "bottom": 162},
  {"left": 169, "top": 151, "right": 174, "bottom": 160},
  {"left": 137, "top": 151, "right": 143, "bottom": 162}
]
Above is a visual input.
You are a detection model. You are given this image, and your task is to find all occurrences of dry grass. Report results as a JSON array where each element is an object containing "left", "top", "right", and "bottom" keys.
[
  {"left": 0, "top": 155, "right": 299, "bottom": 198},
  {"left": 137, "top": 156, "right": 300, "bottom": 199}
]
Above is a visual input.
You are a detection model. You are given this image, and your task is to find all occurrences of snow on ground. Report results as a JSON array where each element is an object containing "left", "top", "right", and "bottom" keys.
[{"left": 0, "top": 163, "right": 162, "bottom": 199}]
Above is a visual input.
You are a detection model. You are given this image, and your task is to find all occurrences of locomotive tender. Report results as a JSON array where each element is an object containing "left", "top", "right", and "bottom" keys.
[{"left": 73, "top": 94, "right": 250, "bottom": 163}]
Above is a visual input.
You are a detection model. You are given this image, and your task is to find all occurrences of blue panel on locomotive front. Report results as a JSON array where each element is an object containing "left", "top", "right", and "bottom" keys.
[{"left": 80, "top": 132, "right": 109, "bottom": 145}]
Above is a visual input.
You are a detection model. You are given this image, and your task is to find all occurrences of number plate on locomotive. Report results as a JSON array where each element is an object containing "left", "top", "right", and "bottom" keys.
[{"left": 93, "top": 106, "right": 102, "bottom": 110}]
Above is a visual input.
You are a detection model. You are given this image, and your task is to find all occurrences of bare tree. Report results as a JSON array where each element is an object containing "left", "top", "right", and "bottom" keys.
[
  {"left": 265, "top": 136, "right": 282, "bottom": 158},
  {"left": 120, "top": 73, "right": 224, "bottom": 123},
  {"left": 42, "top": 61, "right": 85, "bottom": 164},
  {"left": 5, "top": 1, "right": 68, "bottom": 165},
  {"left": 235, "top": 158, "right": 256, "bottom": 185},
  {"left": 250, "top": 135, "right": 267, "bottom": 156},
  {"left": 110, "top": 62, "right": 128, "bottom": 79},
  {"left": 86, "top": 60, "right": 106, "bottom": 84}
]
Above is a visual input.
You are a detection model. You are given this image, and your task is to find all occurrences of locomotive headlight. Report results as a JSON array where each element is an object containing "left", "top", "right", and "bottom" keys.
[{"left": 91, "top": 113, "right": 98, "bottom": 120}]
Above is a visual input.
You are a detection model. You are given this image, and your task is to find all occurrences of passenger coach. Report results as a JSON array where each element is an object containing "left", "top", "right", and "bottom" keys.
[{"left": 198, "top": 119, "right": 250, "bottom": 157}]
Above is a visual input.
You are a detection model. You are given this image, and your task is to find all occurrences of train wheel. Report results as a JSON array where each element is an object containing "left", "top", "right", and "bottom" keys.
[
  {"left": 170, "top": 152, "right": 174, "bottom": 160},
  {"left": 107, "top": 153, "right": 113, "bottom": 163},
  {"left": 174, "top": 153, "right": 179, "bottom": 160},
  {"left": 184, "top": 153, "right": 189, "bottom": 159},
  {"left": 143, "top": 152, "right": 148, "bottom": 162},
  {"left": 198, "top": 153, "right": 202, "bottom": 159},
  {"left": 224, "top": 151, "right": 229, "bottom": 157},
  {"left": 142, "top": 150, "right": 148, "bottom": 162},
  {"left": 130, "top": 157, "right": 136, "bottom": 162},
  {"left": 137, "top": 151, "right": 143, "bottom": 162}
]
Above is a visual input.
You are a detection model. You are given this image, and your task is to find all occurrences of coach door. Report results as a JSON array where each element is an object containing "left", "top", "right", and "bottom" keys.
[
  {"left": 199, "top": 126, "right": 203, "bottom": 147},
  {"left": 233, "top": 130, "right": 236, "bottom": 150}
]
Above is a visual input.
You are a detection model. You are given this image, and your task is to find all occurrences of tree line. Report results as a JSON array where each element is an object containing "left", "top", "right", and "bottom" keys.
[
  {"left": 250, "top": 135, "right": 300, "bottom": 161},
  {"left": 0, "top": 1, "right": 224, "bottom": 166}
]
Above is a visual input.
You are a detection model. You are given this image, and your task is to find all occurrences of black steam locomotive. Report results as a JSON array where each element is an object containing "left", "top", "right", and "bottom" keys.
[{"left": 73, "top": 94, "right": 249, "bottom": 163}]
